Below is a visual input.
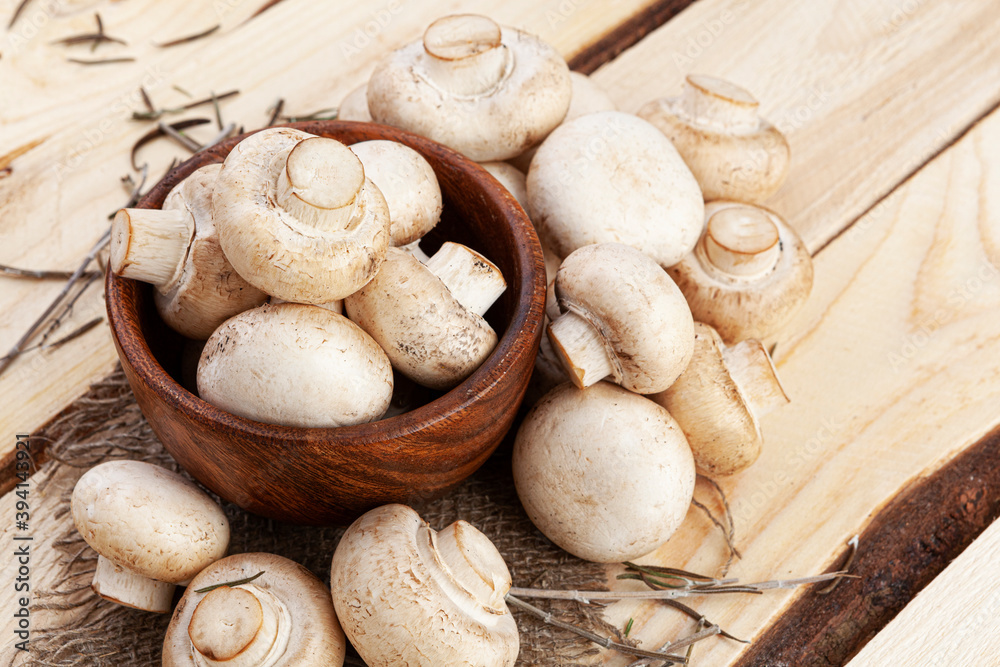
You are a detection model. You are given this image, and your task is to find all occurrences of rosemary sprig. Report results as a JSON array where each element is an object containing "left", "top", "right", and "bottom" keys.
[
  {"left": 131, "top": 118, "right": 210, "bottom": 170},
  {"left": 0, "top": 265, "right": 101, "bottom": 280},
  {"left": 67, "top": 56, "right": 135, "bottom": 65},
  {"left": 277, "top": 107, "right": 339, "bottom": 123},
  {"left": 8, "top": 0, "right": 34, "bottom": 30},
  {"left": 131, "top": 89, "right": 239, "bottom": 121},
  {"left": 195, "top": 571, "right": 265, "bottom": 594},
  {"left": 154, "top": 24, "right": 220, "bottom": 48},
  {"left": 51, "top": 13, "right": 126, "bottom": 51}
]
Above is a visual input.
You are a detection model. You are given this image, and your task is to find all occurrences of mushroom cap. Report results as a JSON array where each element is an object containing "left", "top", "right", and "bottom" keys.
[
  {"left": 337, "top": 83, "right": 372, "bottom": 122},
  {"left": 552, "top": 243, "right": 694, "bottom": 394},
  {"left": 667, "top": 201, "right": 813, "bottom": 343},
  {"left": 330, "top": 504, "right": 519, "bottom": 667},
  {"left": 649, "top": 323, "right": 770, "bottom": 476},
  {"left": 637, "top": 75, "right": 790, "bottom": 203},
  {"left": 367, "top": 19, "right": 571, "bottom": 161},
  {"left": 162, "top": 552, "right": 346, "bottom": 667},
  {"left": 71, "top": 460, "right": 229, "bottom": 585},
  {"left": 512, "top": 382, "right": 695, "bottom": 563},
  {"left": 197, "top": 303, "right": 393, "bottom": 427},
  {"left": 479, "top": 161, "right": 528, "bottom": 211},
  {"left": 154, "top": 163, "right": 268, "bottom": 339},
  {"left": 527, "top": 111, "right": 705, "bottom": 268},
  {"left": 350, "top": 139, "right": 442, "bottom": 246},
  {"left": 344, "top": 247, "right": 498, "bottom": 390},
  {"left": 213, "top": 127, "right": 390, "bottom": 304}
]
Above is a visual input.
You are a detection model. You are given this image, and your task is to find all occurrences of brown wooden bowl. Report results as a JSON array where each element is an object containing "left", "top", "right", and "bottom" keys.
[{"left": 105, "top": 121, "right": 545, "bottom": 525}]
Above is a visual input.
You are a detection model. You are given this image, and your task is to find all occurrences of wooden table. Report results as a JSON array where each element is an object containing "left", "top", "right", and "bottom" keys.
[{"left": 2, "top": 0, "right": 1000, "bottom": 664}]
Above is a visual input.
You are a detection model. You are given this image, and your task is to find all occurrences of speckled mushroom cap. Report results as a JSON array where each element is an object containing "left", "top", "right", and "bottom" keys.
[
  {"left": 344, "top": 247, "right": 500, "bottom": 390},
  {"left": 512, "top": 382, "right": 695, "bottom": 563},
  {"left": 527, "top": 111, "right": 705, "bottom": 268},
  {"left": 163, "top": 552, "right": 346, "bottom": 667},
  {"left": 337, "top": 83, "right": 372, "bottom": 122},
  {"left": 197, "top": 303, "right": 393, "bottom": 428},
  {"left": 212, "top": 127, "right": 390, "bottom": 304},
  {"left": 367, "top": 14, "right": 571, "bottom": 161},
  {"left": 667, "top": 200, "right": 813, "bottom": 343},
  {"left": 548, "top": 243, "right": 694, "bottom": 393},
  {"left": 637, "top": 74, "right": 790, "bottom": 203},
  {"left": 349, "top": 139, "right": 442, "bottom": 246},
  {"left": 649, "top": 322, "right": 789, "bottom": 476},
  {"left": 330, "top": 504, "right": 519, "bottom": 667},
  {"left": 71, "top": 460, "right": 229, "bottom": 612}
]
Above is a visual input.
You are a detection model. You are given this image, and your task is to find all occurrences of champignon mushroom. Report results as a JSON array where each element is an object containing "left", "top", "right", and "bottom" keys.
[
  {"left": 367, "top": 14, "right": 572, "bottom": 161},
  {"left": 111, "top": 164, "right": 268, "bottom": 339},
  {"left": 197, "top": 302, "right": 393, "bottom": 427},
  {"left": 513, "top": 381, "right": 695, "bottom": 563},
  {"left": 649, "top": 322, "right": 789, "bottom": 476},
  {"left": 547, "top": 243, "right": 694, "bottom": 393},
  {"left": 344, "top": 244, "right": 505, "bottom": 390},
  {"left": 163, "top": 552, "right": 346, "bottom": 666},
  {"left": 349, "top": 139, "right": 442, "bottom": 247},
  {"left": 337, "top": 83, "right": 372, "bottom": 122},
  {"left": 667, "top": 200, "right": 813, "bottom": 342},
  {"left": 330, "top": 504, "right": 519, "bottom": 667},
  {"left": 637, "top": 75, "right": 790, "bottom": 203},
  {"left": 508, "top": 70, "right": 617, "bottom": 173},
  {"left": 71, "top": 460, "right": 230, "bottom": 614},
  {"left": 527, "top": 111, "right": 705, "bottom": 268},
  {"left": 212, "top": 127, "right": 390, "bottom": 304}
]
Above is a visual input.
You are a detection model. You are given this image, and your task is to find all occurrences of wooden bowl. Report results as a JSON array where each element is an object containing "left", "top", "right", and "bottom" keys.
[{"left": 105, "top": 121, "right": 545, "bottom": 525}]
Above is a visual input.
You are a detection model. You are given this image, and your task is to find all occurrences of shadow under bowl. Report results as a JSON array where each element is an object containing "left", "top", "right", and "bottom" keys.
[{"left": 106, "top": 120, "right": 545, "bottom": 525}]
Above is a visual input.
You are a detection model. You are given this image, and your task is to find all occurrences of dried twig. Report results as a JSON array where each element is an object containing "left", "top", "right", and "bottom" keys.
[
  {"left": 692, "top": 476, "right": 742, "bottom": 575},
  {"left": 131, "top": 118, "right": 210, "bottom": 169},
  {"left": 266, "top": 98, "right": 285, "bottom": 126},
  {"left": 818, "top": 535, "right": 860, "bottom": 595},
  {"left": 131, "top": 89, "right": 239, "bottom": 121},
  {"left": 277, "top": 107, "right": 339, "bottom": 123},
  {"left": 158, "top": 121, "right": 202, "bottom": 152},
  {"left": 51, "top": 13, "right": 126, "bottom": 51},
  {"left": 7, "top": 0, "right": 33, "bottom": 30},
  {"left": 194, "top": 571, "right": 265, "bottom": 594},
  {"left": 154, "top": 24, "right": 220, "bottom": 48},
  {"left": 0, "top": 265, "right": 101, "bottom": 280},
  {"left": 67, "top": 56, "right": 135, "bottom": 65}
]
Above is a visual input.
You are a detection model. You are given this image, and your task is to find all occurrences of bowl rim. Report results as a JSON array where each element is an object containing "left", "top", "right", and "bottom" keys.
[{"left": 106, "top": 120, "right": 546, "bottom": 454}]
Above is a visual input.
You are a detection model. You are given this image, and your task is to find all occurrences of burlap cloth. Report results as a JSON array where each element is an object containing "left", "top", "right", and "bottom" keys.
[{"left": 27, "top": 369, "right": 620, "bottom": 666}]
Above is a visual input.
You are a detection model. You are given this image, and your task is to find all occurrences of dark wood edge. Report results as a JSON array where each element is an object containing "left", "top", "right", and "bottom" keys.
[
  {"left": 733, "top": 423, "right": 1000, "bottom": 666},
  {"left": 567, "top": 0, "right": 697, "bottom": 74}
]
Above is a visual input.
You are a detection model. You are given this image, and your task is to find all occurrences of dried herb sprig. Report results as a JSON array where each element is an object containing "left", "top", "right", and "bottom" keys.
[
  {"left": 276, "top": 107, "right": 339, "bottom": 123},
  {"left": 8, "top": 0, "right": 34, "bottom": 30},
  {"left": 51, "top": 13, "right": 126, "bottom": 51},
  {"left": 1, "top": 265, "right": 101, "bottom": 280},
  {"left": 67, "top": 56, "right": 135, "bottom": 65},
  {"left": 194, "top": 571, "right": 265, "bottom": 594},
  {"left": 154, "top": 24, "right": 220, "bottom": 48},
  {"left": 131, "top": 89, "right": 239, "bottom": 121},
  {"left": 131, "top": 118, "right": 210, "bottom": 169}
]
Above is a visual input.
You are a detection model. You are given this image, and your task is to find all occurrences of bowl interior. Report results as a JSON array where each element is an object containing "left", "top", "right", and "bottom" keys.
[{"left": 106, "top": 121, "right": 546, "bottom": 524}]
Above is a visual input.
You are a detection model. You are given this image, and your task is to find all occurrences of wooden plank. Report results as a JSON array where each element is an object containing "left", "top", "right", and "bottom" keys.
[
  {"left": 844, "top": 516, "right": 1000, "bottom": 667},
  {"left": 589, "top": 0, "right": 1000, "bottom": 253},
  {"left": 735, "top": 424, "right": 1000, "bottom": 666},
  {"left": 596, "top": 104, "right": 1000, "bottom": 665},
  {"left": 0, "top": 0, "right": 666, "bottom": 476}
]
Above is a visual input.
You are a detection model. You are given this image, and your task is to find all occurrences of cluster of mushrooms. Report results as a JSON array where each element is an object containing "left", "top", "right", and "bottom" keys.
[{"left": 78, "top": 13, "right": 814, "bottom": 665}]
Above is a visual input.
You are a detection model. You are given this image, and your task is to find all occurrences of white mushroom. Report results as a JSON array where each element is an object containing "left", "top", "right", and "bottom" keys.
[
  {"left": 349, "top": 139, "right": 442, "bottom": 247},
  {"left": 212, "top": 127, "right": 390, "bottom": 304},
  {"left": 163, "top": 553, "right": 346, "bottom": 666},
  {"left": 513, "top": 382, "right": 695, "bottom": 563},
  {"left": 527, "top": 111, "right": 705, "bottom": 268},
  {"left": 71, "top": 460, "right": 230, "bottom": 614},
  {"left": 649, "top": 322, "right": 789, "bottom": 476},
  {"left": 337, "top": 83, "right": 372, "bottom": 122},
  {"left": 111, "top": 164, "right": 268, "bottom": 339},
  {"left": 330, "top": 504, "right": 519, "bottom": 667},
  {"left": 197, "top": 303, "right": 393, "bottom": 427},
  {"left": 344, "top": 244, "right": 505, "bottom": 390},
  {"left": 367, "top": 14, "right": 572, "bottom": 161},
  {"left": 547, "top": 243, "right": 694, "bottom": 394},
  {"left": 667, "top": 200, "right": 813, "bottom": 342},
  {"left": 637, "top": 75, "right": 790, "bottom": 203}
]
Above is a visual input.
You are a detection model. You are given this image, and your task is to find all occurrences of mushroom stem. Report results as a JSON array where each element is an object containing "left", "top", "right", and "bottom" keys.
[
  {"left": 722, "top": 339, "right": 789, "bottom": 416},
  {"left": 111, "top": 207, "right": 194, "bottom": 289},
  {"left": 421, "top": 14, "right": 509, "bottom": 96},
  {"left": 276, "top": 137, "right": 366, "bottom": 233},
  {"left": 435, "top": 521, "right": 511, "bottom": 613},
  {"left": 679, "top": 74, "right": 760, "bottom": 134},
  {"left": 398, "top": 239, "right": 430, "bottom": 263},
  {"left": 91, "top": 555, "right": 175, "bottom": 614},
  {"left": 702, "top": 205, "right": 781, "bottom": 278},
  {"left": 547, "top": 310, "right": 615, "bottom": 389},
  {"left": 187, "top": 585, "right": 292, "bottom": 667},
  {"left": 424, "top": 242, "right": 507, "bottom": 316}
]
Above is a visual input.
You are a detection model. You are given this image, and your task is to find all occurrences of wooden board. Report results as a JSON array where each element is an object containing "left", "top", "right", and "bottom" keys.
[
  {"left": 596, "top": 103, "right": 1000, "bottom": 665},
  {"left": 0, "top": 0, "right": 668, "bottom": 475},
  {"left": 844, "top": 517, "right": 1000, "bottom": 667}
]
